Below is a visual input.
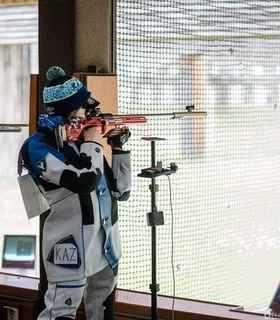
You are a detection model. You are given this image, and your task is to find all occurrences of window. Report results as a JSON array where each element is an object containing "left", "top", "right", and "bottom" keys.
[
  {"left": 117, "top": 0, "right": 280, "bottom": 312},
  {"left": 0, "top": 4, "right": 39, "bottom": 278}
]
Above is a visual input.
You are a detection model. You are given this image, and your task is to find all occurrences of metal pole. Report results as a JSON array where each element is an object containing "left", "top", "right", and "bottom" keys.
[
  {"left": 138, "top": 137, "right": 179, "bottom": 320},
  {"left": 150, "top": 140, "right": 158, "bottom": 320}
]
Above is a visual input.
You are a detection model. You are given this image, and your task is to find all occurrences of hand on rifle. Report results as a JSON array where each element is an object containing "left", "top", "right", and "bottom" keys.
[
  {"left": 106, "top": 127, "right": 131, "bottom": 150},
  {"left": 83, "top": 125, "right": 102, "bottom": 145}
]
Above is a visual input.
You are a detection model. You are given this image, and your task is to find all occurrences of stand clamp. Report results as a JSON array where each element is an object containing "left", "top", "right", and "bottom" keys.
[
  {"left": 147, "top": 209, "right": 164, "bottom": 227},
  {"left": 138, "top": 161, "right": 178, "bottom": 179}
]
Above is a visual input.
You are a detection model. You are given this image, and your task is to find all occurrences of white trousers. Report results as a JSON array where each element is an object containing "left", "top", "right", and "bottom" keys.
[{"left": 37, "top": 265, "right": 117, "bottom": 320}]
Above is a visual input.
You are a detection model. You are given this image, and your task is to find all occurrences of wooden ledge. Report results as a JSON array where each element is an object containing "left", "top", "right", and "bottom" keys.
[
  {"left": 115, "top": 289, "right": 266, "bottom": 320},
  {"left": 0, "top": 272, "right": 39, "bottom": 300},
  {"left": 0, "top": 274, "right": 268, "bottom": 320}
]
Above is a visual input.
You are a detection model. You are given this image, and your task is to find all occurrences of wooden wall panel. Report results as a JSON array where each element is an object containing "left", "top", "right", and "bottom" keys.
[
  {"left": 75, "top": 0, "right": 114, "bottom": 73},
  {"left": 29, "top": 74, "right": 38, "bottom": 136},
  {"left": 84, "top": 74, "right": 118, "bottom": 163}
]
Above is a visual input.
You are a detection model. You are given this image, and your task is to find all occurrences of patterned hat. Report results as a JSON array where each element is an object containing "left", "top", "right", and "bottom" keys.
[{"left": 43, "top": 66, "right": 91, "bottom": 116}]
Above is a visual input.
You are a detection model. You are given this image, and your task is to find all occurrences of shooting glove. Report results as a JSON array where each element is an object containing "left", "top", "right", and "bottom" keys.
[{"left": 106, "top": 128, "right": 131, "bottom": 149}]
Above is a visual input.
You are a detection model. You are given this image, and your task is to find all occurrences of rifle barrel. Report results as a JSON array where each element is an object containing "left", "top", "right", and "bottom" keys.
[{"left": 109, "top": 111, "right": 207, "bottom": 118}]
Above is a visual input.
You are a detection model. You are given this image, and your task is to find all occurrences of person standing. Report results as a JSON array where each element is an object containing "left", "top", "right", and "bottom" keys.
[{"left": 19, "top": 66, "right": 131, "bottom": 320}]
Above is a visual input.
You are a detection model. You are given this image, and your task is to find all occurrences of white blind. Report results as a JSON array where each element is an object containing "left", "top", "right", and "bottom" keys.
[{"left": 0, "top": 5, "right": 38, "bottom": 44}]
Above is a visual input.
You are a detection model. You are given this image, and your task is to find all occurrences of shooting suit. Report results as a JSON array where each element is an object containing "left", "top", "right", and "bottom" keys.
[{"left": 20, "top": 115, "right": 131, "bottom": 320}]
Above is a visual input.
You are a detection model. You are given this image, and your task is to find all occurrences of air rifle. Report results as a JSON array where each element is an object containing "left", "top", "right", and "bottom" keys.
[{"left": 58, "top": 104, "right": 207, "bottom": 144}]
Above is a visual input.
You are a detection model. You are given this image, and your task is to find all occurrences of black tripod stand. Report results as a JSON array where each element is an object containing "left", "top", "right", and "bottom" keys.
[{"left": 138, "top": 137, "right": 178, "bottom": 320}]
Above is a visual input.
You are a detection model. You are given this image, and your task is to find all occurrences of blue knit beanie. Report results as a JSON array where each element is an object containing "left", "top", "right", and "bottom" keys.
[{"left": 43, "top": 66, "right": 91, "bottom": 116}]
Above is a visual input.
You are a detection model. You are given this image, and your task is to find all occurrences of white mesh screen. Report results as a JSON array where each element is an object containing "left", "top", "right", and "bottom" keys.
[{"left": 116, "top": 0, "right": 280, "bottom": 311}]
